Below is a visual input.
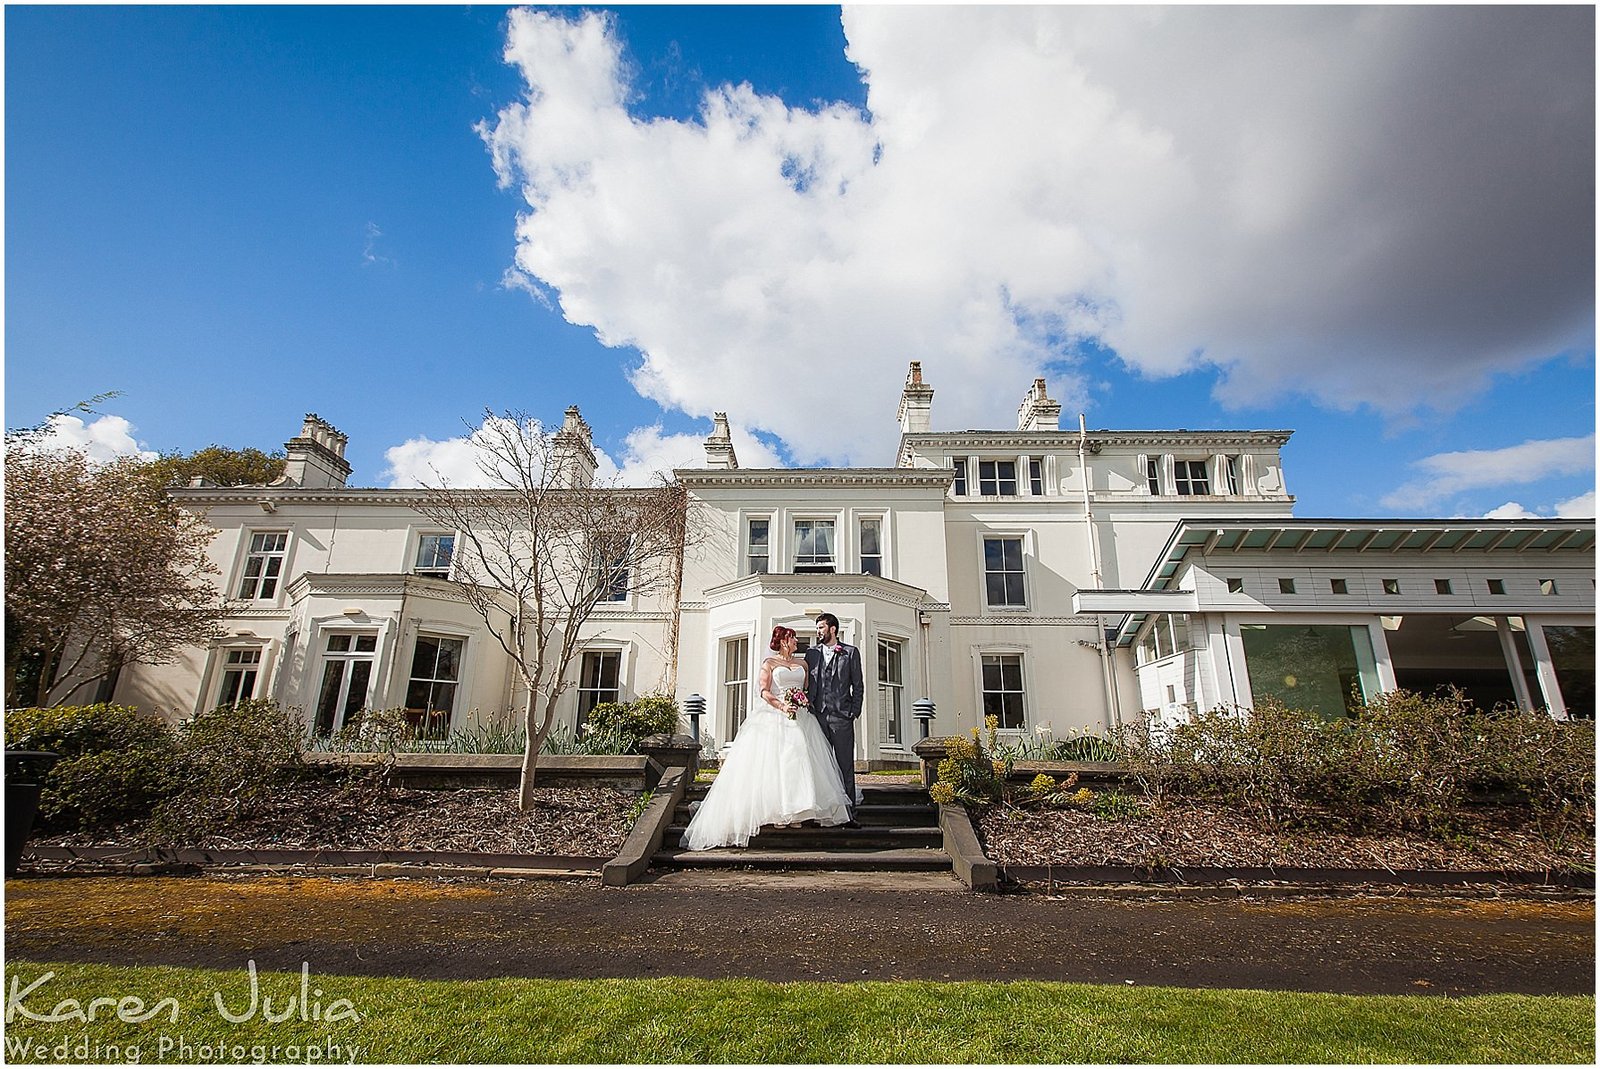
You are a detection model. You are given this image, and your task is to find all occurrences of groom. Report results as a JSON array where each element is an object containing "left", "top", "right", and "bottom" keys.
[{"left": 805, "top": 613, "right": 863, "bottom": 826}]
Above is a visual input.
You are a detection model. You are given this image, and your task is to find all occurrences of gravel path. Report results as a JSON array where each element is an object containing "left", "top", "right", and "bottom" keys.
[{"left": 5, "top": 874, "right": 1592, "bottom": 996}]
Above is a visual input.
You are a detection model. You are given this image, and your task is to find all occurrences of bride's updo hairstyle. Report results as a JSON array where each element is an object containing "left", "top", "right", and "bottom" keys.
[{"left": 769, "top": 625, "right": 796, "bottom": 652}]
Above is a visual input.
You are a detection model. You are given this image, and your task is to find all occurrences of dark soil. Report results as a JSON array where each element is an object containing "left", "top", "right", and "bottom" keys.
[
  {"left": 977, "top": 799, "right": 1594, "bottom": 872},
  {"left": 34, "top": 784, "right": 637, "bottom": 858},
  {"left": 4, "top": 874, "right": 1592, "bottom": 996}
]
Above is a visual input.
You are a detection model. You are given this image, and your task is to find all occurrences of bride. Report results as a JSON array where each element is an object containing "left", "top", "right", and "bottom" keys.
[{"left": 681, "top": 625, "right": 853, "bottom": 849}]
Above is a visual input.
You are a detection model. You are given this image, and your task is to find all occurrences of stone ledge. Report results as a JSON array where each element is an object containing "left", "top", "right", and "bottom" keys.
[
  {"left": 26, "top": 845, "right": 607, "bottom": 871},
  {"left": 998, "top": 864, "right": 1595, "bottom": 890}
]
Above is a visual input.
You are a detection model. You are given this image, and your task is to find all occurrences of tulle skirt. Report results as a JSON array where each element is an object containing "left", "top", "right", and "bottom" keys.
[{"left": 681, "top": 706, "right": 852, "bottom": 850}]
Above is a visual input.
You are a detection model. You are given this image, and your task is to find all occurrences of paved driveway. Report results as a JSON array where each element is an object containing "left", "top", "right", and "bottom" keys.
[{"left": 4, "top": 873, "right": 1592, "bottom": 996}]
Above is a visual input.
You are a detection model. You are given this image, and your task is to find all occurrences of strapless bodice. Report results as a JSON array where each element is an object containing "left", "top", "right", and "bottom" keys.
[{"left": 771, "top": 663, "right": 806, "bottom": 693}]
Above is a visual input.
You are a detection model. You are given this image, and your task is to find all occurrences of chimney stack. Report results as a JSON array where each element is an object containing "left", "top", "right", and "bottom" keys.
[
  {"left": 703, "top": 412, "right": 740, "bottom": 469},
  {"left": 897, "top": 361, "right": 934, "bottom": 434},
  {"left": 1016, "top": 378, "right": 1061, "bottom": 432},
  {"left": 551, "top": 405, "right": 598, "bottom": 488},
  {"left": 280, "top": 413, "right": 352, "bottom": 488}
]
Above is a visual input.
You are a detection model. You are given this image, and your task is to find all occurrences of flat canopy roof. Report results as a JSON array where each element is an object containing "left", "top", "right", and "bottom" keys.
[{"left": 1109, "top": 517, "right": 1597, "bottom": 646}]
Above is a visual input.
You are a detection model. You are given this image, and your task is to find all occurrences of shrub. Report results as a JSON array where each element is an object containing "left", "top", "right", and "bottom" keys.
[
  {"left": 1111, "top": 688, "right": 1597, "bottom": 839},
  {"left": 587, "top": 693, "right": 681, "bottom": 744},
  {"left": 931, "top": 717, "right": 1095, "bottom": 810},
  {"left": 5, "top": 704, "right": 181, "bottom": 830},
  {"left": 147, "top": 699, "right": 307, "bottom": 841}
]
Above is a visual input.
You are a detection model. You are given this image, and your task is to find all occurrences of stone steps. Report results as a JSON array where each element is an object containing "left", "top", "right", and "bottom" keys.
[{"left": 660, "top": 780, "right": 949, "bottom": 874}]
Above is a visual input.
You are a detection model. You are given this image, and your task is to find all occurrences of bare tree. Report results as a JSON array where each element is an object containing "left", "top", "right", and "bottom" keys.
[{"left": 415, "top": 409, "right": 691, "bottom": 808}]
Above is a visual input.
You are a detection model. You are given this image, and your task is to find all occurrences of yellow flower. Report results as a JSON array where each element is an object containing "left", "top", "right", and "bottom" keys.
[
  {"left": 1029, "top": 773, "right": 1057, "bottom": 794},
  {"left": 984, "top": 715, "right": 999, "bottom": 731},
  {"left": 1071, "top": 787, "right": 1094, "bottom": 806},
  {"left": 929, "top": 782, "right": 956, "bottom": 805}
]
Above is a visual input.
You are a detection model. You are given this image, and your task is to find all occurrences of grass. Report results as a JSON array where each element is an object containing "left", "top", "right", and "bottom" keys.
[{"left": 3, "top": 960, "right": 1590, "bottom": 1064}]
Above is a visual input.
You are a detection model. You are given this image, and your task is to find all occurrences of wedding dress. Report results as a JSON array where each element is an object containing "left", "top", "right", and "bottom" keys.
[{"left": 681, "top": 661, "right": 852, "bottom": 849}]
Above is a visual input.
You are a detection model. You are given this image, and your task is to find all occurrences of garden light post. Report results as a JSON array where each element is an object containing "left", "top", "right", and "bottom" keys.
[
  {"left": 683, "top": 693, "right": 705, "bottom": 742},
  {"left": 913, "top": 697, "right": 935, "bottom": 741}
]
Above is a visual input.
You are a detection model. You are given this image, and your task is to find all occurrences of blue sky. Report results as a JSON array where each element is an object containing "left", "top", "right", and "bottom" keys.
[{"left": 6, "top": 5, "right": 1594, "bottom": 519}]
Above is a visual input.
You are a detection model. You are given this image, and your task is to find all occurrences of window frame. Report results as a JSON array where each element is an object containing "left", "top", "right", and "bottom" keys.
[
  {"left": 720, "top": 633, "right": 752, "bottom": 741},
  {"left": 575, "top": 647, "right": 625, "bottom": 729},
  {"left": 981, "top": 533, "right": 1029, "bottom": 610},
  {"left": 977, "top": 649, "right": 1029, "bottom": 731},
  {"left": 1028, "top": 457, "right": 1044, "bottom": 496},
  {"left": 404, "top": 633, "right": 466, "bottom": 738},
  {"left": 1173, "top": 459, "right": 1211, "bottom": 496},
  {"left": 745, "top": 515, "right": 772, "bottom": 575},
  {"left": 412, "top": 531, "right": 456, "bottom": 579},
  {"left": 311, "top": 629, "right": 379, "bottom": 736},
  {"left": 1145, "top": 456, "right": 1162, "bottom": 495},
  {"left": 237, "top": 530, "right": 290, "bottom": 602},
  {"left": 792, "top": 516, "right": 838, "bottom": 574},
  {"left": 858, "top": 514, "right": 885, "bottom": 577},
  {"left": 875, "top": 633, "right": 909, "bottom": 748},
  {"left": 977, "top": 458, "right": 1019, "bottom": 496},
  {"left": 951, "top": 456, "right": 969, "bottom": 497},
  {"left": 589, "top": 536, "right": 631, "bottom": 603},
  {"left": 1224, "top": 455, "right": 1242, "bottom": 495}
]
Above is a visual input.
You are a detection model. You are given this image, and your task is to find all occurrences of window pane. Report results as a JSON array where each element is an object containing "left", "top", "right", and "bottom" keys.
[
  {"left": 435, "top": 638, "right": 460, "bottom": 680},
  {"left": 1001, "top": 540, "right": 1023, "bottom": 570},
  {"left": 860, "top": 519, "right": 880, "bottom": 555},
  {"left": 315, "top": 661, "right": 346, "bottom": 734},
  {"left": 1000, "top": 657, "right": 1023, "bottom": 691},
  {"left": 1240, "top": 624, "right": 1373, "bottom": 719},
  {"left": 1544, "top": 625, "right": 1596, "bottom": 719},
  {"left": 985, "top": 574, "right": 1007, "bottom": 606},
  {"left": 982, "top": 657, "right": 1002, "bottom": 691},
  {"left": 328, "top": 634, "right": 351, "bottom": 652},
  {"left": 411, "top": 636, "right": 441, "bottom": 678},
  {"left": 983, "top": 538, "right": 1004, "bottom": 570},
  {"left": 355, "top": 635, "right": 377, "bottom": 652},
  {"left": 342, "top": 661, "right": 371, "bottom": 722}
]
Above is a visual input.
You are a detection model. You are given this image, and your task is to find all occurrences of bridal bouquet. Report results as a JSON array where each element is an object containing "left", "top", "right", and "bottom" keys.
[{"left": 782, "top": 687, "right": 809, "bottom": 720}]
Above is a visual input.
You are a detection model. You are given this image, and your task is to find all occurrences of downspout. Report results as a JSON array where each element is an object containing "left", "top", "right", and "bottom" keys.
[{"left": 1080, "top": 414, "right": 1123, "bottom": 732}]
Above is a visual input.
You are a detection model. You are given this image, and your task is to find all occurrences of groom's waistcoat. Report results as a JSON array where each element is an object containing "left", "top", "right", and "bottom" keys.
[{"left": 808, "top": 646, "right": 861, "bottom": 720}]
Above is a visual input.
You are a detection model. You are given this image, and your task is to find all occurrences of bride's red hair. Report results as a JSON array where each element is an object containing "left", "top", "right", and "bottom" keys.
[{"left": 769, "top": 625, "right": 796, "bottom": 652}]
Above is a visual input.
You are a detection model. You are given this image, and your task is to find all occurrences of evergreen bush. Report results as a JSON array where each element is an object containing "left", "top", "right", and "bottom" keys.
[{"left": 4, "top": 703, "right": 181, "bottom": 830}]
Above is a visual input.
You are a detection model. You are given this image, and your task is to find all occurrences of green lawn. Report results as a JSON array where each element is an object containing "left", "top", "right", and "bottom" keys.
[{"left": 4, "top": 960, "right": 1591, "bottom": 1064}]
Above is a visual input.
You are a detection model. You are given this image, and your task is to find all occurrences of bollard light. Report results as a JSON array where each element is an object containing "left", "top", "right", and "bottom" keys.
[
  {"left": 683, "top": 693, "right": 706, "bottom": 742},
  {"left": 913, "top": 697, "right": 936, "bottom": 740}
]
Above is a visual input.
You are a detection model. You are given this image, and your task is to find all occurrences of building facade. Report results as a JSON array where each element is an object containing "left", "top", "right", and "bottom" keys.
[{"left": 112, "top": 367, "right": 1596, "bottom": 757}]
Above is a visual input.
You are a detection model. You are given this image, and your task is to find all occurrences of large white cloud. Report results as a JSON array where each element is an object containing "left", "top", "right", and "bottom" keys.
[
  {"left": 1485, "top": 491, "right": 1596, "bottom": 521},
  {"left": 481, "top": 7, "right": 1593, "bottom": 465},
  {"left": 1382, "top": 435, "right": 1596, "bottom": 511},
  {"left": 29, "top": 413, "right": 158, "bottom": 463},
  {"left": 382, "top": 415, "right": 781, "bottom": 489}
]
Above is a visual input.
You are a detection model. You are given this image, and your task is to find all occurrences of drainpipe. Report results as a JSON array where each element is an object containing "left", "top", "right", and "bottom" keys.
[{"left": 1080, "top": 413, "right": 1123, "bottom": 732}]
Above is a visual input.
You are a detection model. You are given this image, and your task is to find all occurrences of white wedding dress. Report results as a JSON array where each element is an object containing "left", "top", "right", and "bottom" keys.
[{"left": 681, "top": 662, "right": 852, "bottom": 849}]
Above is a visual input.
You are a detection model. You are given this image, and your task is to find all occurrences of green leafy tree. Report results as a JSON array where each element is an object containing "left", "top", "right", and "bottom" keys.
[{"left": 142, "top": 445, "right": 285, "bottom": 489}]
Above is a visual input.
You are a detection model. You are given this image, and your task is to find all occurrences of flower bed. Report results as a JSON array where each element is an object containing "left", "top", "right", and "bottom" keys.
[
  {"left": 34, "top": 783, "right": 638, "bottom": 858},
  {"left": 975, "top": 799, "right": 1594, "bottom": 873}
]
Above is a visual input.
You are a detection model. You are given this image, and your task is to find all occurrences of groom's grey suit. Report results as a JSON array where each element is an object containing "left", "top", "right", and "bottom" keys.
[{"left": 805, "top": 641, "right": 863, "bottom": 817}]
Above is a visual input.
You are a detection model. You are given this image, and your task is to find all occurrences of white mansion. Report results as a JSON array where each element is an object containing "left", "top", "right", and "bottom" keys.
[{"left": 112, "top": 364, "right": 1596, "bottom": 757}]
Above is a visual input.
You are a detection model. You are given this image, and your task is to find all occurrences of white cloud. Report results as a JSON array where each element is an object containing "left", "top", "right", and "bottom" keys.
[
  {"left": 382, "top": 416, "right": 783, "bottom": 489},
  {"left": 482, "top": 7, "right": 1593, "bottom": 464},
  {"left": 1485, "top": 490, "right": 1597, "bottom": 520},
  {"left": 1382, "top": 435, "right": 1595, "bottom": 510},
  {"left": 31, "top": 413, "right": 157, "bottom": 463}
]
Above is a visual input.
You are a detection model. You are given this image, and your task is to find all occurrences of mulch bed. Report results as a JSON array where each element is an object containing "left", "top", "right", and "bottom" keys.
[
  {"left": 975, "top": 799, "right": 1594, "bottom": 873},
  {"left": 34, "top": 783, "right": 638, "bottom": 858}
]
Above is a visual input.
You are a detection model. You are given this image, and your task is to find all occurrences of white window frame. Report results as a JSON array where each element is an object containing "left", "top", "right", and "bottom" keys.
[
  {"left": 951, "top": 456, "right": 969, "bottom": 497},
  {"left": 589, "top": 536, "right": 631, "bottom": 603},
  {"left": 857, "top": 513, "right": 886, "bottom": 577},
  {"left": 237, "top": 530, "right": 290, "bottom": 602},
  {"left": 875, "top": 633, "right": 909, "bottom": 748},
  {"left": 977, "top": 458, "right": 1019, "bottom": 496},
  {"left": 574, "top": 643, "right": 628, "bottom": 729},
  {"left": 412, "top": 531, "right": 456, "bottom": 579},
  {"left": 311, "top": 629, "right": 380, "bottom": 735},
  {"left": 745, "top": 514, "right": 772, "bottom": 575},
  {"left": 719, "top": 632, "right": 752, "bottom": 741},
  {"left": 1173, "top": 459, "right": 1211, "bottom": 496},
  {"left": 793, "top": 516, "right": 839, "bottom": 573},
  {"left": 980, "top": 532, "right": 1030, "bottom": 610},
  {"left": 973, "top": 645, "right": 1031, "bottom": 732},
  {"left": 1224, "top": 455, "right": 1241, "bottom": 495},
  {"left": 199, "top": 639, "right": 276, "bottom": 715},
  {"left": 403, "top": 632, "right": 467, "bottom": 737}
]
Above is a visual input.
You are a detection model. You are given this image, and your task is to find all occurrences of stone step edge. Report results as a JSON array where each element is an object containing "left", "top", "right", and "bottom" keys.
[
  {"left": 26, "top": 844, "right": 607, "bottom": 871},
  {"left": 997, "top": 863, "right": 1596, "bottom": 889}
]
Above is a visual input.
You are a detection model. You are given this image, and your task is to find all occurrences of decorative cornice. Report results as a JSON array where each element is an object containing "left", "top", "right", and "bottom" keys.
[
  {"left": 698, "top": 571, "right": 938, "bottom": 610},
  {"left": 900, "top": 429, "right": 1294, "bottom": 452},
  {"left": 949, "top": 614, "right": 1102, "bottom": 627},
  {"left": 673, "top": 468, "right": 952, "bottom": 490}
]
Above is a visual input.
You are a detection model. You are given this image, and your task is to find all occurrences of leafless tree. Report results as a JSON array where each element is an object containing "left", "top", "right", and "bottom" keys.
[{"left": 415, "top": 410, "right": 692, "bottom": 807}]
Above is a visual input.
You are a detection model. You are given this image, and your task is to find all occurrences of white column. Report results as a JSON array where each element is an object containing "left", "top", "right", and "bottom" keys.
[
  {"left": 1524, "top": 620, "right": 1569, "bottom": 720},
  {"left": 1368, "top": 620, "right": 1399, "bottom": 692},
  {"left": 1160, "top": 454, "right": 1176, "bottom": 496},
  {"left": 1495, "top": 616, "right": 1536, "bottom": 713}
]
